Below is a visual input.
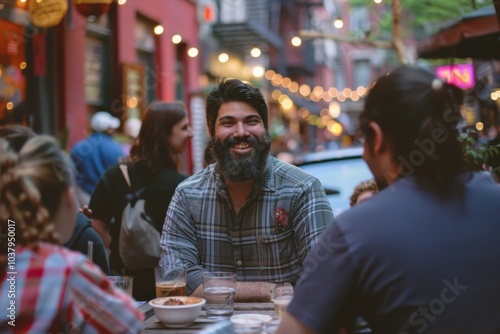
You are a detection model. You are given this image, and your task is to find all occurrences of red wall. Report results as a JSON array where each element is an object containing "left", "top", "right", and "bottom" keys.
[
  {"left": 63, "top": 0, "right": 200, "bottom": 147},
  {"left": 63, "top": 7, "right": 88, "bottom": 147}
]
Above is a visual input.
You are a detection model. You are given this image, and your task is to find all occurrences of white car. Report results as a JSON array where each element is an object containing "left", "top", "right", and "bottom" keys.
[{"left": 294, "top": 147, "right": 374, "bottom": 216}]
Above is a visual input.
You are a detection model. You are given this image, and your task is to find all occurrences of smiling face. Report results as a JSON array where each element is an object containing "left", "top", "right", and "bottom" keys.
[
  {"left": 168, "top": 116, "right": 193, "bottom": 155},
  {"left": 212, "top": 101, "right": 271, "bottom": 182}
]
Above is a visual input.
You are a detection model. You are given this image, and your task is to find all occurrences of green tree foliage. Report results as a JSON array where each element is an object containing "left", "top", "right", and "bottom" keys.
[
  {"left": 459, "top": 130, "right": 500, "bottom": 173},
  {"left": 348, "top": 0, "right": 490, "bottom": 41}
]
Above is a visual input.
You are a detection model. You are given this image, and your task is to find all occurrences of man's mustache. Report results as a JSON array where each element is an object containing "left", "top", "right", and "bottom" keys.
[{"left": 223, "top": 136, "right": 260, "bottom": 147}]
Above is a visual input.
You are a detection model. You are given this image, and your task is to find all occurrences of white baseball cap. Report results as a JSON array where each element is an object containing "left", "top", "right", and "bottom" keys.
[{"left": 90, "top": 111, "right": 120, "bottom": 132}]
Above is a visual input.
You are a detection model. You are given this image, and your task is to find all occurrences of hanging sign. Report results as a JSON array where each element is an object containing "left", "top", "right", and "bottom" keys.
[
  {"left": 435, "top": 64, "right": 475, "bottom": 90},
  {"left": 29, "top": 0, "right": 69, "bottom": 28}
]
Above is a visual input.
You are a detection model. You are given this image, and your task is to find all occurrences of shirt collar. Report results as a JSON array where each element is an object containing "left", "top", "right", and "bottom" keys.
[{"left": 213, "top": 155, "right": 276, "bottom": 194}]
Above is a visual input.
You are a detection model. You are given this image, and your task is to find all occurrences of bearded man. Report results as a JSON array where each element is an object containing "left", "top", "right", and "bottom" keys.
[{"left": 159, "top": 78, "right": 334, "bottom": 302}]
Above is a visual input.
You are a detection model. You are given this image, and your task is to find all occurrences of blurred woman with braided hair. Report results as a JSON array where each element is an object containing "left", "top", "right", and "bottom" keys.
[
  {"left": 0, "top": 124, "right": 111, "bottom": 275},
  {"left": 0, "top": 136, "right": 143, "bottom": 333}
]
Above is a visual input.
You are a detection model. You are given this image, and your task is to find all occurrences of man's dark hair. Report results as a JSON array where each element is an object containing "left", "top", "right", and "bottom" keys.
[
  {"left": 205, "top": 78, "right": 268, "bottom": 137},
  {"left": 359, "top": 65, "right": 466, "bottom": 198}
]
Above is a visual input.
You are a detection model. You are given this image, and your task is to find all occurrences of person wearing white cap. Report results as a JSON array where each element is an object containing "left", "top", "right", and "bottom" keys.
[{"left": 70, "top": 111, "right": 125, "bottom": 206}]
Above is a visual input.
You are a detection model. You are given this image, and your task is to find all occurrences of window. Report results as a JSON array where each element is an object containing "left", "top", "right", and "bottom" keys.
[
  {"left": 220, "top": 0, "right": 246, "bottom": 23},
  {"left": 350, "top": 7, "right": 369, "bottom": 35},
  {"left": 135, "top": 17, "right": 157, "bottom": 106},
  {"left": 85, "top": 36, "right": 105, "bottom": 104},
  {"left": 85, "top": 14, "right": 111, "bottom": 111},
  {"left": 353, "top": 59, "right": 371, "bottom": 88}
]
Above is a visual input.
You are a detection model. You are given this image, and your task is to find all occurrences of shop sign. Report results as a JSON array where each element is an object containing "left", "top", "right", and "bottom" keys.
[
  {"left": 29, "top": 0, "right": 68, "bottom": 28},
  {"left": 435, "top": 64, "right": 475, "bottom": 90}
]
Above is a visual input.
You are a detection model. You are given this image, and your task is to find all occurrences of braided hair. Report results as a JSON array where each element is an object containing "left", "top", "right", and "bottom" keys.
[{"left": 0, "top": 136, "right": 73, "bottom": 271}]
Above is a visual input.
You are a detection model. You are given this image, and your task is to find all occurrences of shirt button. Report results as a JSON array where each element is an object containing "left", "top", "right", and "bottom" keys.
[{"left": 236, "top": 260, "right": 243, "bottom": 266}]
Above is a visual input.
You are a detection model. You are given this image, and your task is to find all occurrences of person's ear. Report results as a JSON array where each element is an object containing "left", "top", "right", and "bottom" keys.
[{"left": 367, "top": 121, "right": 385, "bottom": 154}]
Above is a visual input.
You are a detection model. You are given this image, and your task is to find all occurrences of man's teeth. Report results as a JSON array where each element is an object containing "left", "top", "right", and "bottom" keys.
[{"left": 234, "top": 143, "right": 250, "bottom": 149}]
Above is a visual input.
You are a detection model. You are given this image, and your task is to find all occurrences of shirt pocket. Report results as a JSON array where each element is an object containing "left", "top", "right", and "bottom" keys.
[{"left": 257, "top": 230, "right": 299, "bottom": 271}]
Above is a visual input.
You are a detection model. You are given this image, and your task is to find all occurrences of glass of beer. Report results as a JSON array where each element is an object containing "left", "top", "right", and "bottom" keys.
[{"left": 154, "top": 265, "right": 187, "bottom": 297}]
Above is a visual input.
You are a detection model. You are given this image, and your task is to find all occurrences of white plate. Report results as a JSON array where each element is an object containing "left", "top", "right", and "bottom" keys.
[{"left": 230, "top": 313, "right": 273, "bottom": 326}]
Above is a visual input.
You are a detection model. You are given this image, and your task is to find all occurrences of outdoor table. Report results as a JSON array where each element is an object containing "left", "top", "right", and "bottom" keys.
[{"left": 139, "top": 302, "right": 278, "bottom": 333}]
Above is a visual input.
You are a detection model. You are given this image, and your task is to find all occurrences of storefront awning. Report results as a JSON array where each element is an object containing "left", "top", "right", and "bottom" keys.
[{"left": 417, "top": 5, "right": 500, "bottom": 60}]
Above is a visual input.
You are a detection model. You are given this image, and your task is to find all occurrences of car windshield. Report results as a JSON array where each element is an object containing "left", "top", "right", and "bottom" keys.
[{"left": 295, "top": 149, "right": 373, "bottom": 216}]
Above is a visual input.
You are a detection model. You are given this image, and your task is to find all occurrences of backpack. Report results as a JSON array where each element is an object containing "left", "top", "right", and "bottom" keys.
[{"left": 118, "top": 164, "right": 161, "bottom": 270}]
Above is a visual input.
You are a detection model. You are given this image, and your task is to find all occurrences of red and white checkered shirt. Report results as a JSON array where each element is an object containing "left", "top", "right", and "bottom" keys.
[{"left": 0, "top": 243, "right": 144, "bottom": 333}]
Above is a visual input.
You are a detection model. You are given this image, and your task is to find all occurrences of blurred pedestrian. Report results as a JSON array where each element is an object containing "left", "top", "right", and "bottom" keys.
[
  {"left": 71, "top": 111, "right": 125, "bottom": 206},
  {"left": 278, "top": 65, "right": 500, "bottom": 333},
  {"left": 0, "top": 124, "right": 110, "bottom": 274},
  {"left": 90, "top": 101, "right": 193, "bottom": 301},
  {"left": 160, "top": 79, "right": 334, "bottom": 302},
  {"left": 0, "top": 136, "right": 143, "bottom": 333},
  {"left": 349, "top": 178, "right": 379, "bottom": 207}
]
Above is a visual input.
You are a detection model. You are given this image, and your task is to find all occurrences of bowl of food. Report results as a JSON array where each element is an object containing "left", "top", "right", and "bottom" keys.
[{"left": 149, "top": 296, "right": 206, "bottom": 327}]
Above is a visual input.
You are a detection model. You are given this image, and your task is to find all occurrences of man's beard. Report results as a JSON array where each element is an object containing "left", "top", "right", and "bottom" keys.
[{"left": 212, "top": 132, "right": 271, "bottom": 182}]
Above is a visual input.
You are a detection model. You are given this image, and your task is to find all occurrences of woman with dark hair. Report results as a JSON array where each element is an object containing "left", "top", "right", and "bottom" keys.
[{"left": 90, "top": 101, "right": 193, "bottom": 301}]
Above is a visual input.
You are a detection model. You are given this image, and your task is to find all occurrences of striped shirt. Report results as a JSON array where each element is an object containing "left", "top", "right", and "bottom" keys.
[
  {"left": 160, "top": 156, "right": 334, "bottom": 294},
  {"left": 0, "top": 243, "right": 143, "bottom": 333}
]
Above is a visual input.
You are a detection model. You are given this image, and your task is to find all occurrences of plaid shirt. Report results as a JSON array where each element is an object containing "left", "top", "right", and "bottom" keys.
[
  {"left": 0, "top": 243, "right": 143, "bottom": 333},
  {"left": 160, "top": 156, "right": 334, "bottom": 294}
]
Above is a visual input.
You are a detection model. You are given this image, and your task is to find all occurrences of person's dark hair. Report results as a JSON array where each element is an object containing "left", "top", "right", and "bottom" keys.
[
  {"left": 359, "top": 65, "right": 466, "bottom": 198},
  {"left": 350, "top": 179, "right": 379, "bottom": 207},
  {"left": 203, "top": 141, "right": 215, "bottom": 167},
  {"left": 129, "top": 101, "right": 187, "bottom": 170},
  {"left": 205, "top": 78, "right": 268, "bottom": 137},
  {"left": 0, "top": 124, "right": 36, "bottom": 152}
]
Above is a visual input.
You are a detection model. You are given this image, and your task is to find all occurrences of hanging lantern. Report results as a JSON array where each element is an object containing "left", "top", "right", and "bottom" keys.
[{"left": 73, "top": 0, "right": 113, "bottom": 19}]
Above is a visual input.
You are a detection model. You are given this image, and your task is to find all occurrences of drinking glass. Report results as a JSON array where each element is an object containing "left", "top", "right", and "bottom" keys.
[
  {"left": 154, "top": 265, "right": 187, "bottom": 298},
  {"left": 202, "top": 272, "right": 237, "bottom": 319},
  {"left": 271, "top": 283, "right": 294, "bottom": 321},
  {"left": 107, "top": 276, "right": 134, "bottom": 296}
]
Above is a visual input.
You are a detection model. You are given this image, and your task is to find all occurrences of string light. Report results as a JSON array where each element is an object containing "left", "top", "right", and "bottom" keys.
[
  {"left": 172, "top": 34, "right": 182, "bottom": 44},
  {"left": 218, "top": 53, "right": 229, "bottom": 63},
  {"left": 265, "top": 69, "right": 368, "bottom": 103},
  {"left": 265, "top": 69, "right": 369, "bottom": 136},
  {"left": 154, "top": 25, "right": 164, "bottom": 35},
  {"left": 187, "top": 47, "right": 199, "bottom": 57},
  {"left": 291, "top": 36, "right": 302, "bottom": 47},
  {"left": 250, "top": 47, "right": 261, "bottom": 58}
]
